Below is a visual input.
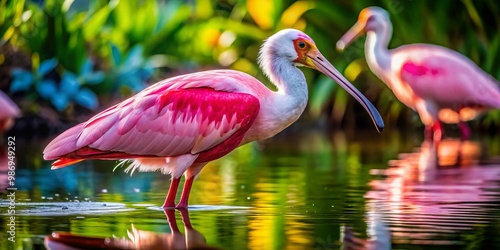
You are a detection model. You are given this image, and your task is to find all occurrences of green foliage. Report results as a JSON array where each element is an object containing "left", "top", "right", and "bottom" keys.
[
  {"left": 2, "top": 0, "right": 499, "bottom": 127},
  {"left": 105, "top": 44, "right": 156, "bottom": 94}
]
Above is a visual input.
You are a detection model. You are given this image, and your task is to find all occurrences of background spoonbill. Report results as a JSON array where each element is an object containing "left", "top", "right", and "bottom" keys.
[
  {"left": 43, "top": 29, "right": 384, "bottom": 209},
  {"left": 0, "top": 90, "right": 21, "bottom": 132},
  {"left": 337, "top": 7, "right": 500, "bottom": 141}
]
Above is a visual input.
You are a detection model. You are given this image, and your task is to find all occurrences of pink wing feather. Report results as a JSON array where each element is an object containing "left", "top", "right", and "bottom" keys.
[
  {"left": 43, "top": 70, "right": 262, "bottom": 166},
  {"left": 400, "top": 47, "right": 500, "bottom": 108}
]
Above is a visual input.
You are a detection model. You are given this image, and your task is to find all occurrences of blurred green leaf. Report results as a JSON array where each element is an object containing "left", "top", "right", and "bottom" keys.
[
  {"left": 111, "top": 43, "right": 122, "bottom": 67},
  {"left": 82, "top": 4, "right": 112, "bottom": 40},
  {"left": 310, "top": 76, "right": 335, "bottom": 118}
]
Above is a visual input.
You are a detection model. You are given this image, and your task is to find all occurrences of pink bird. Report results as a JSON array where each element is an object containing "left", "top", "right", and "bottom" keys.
[
  {"left": 43, "top": 29, "right": 384, "bottom": 209},
  {"left": 0, "top": 90, "right": 21, "bottom": 132},
  {"left": 337, "top": 7, "right": 500, "bottom": 141}
]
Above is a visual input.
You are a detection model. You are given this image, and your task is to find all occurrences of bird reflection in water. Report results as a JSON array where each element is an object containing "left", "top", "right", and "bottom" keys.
[
  {"left": 360, "top": 139, "right": 500, "bottom": 246},
  {"left": 44, "top": 209, "right": 219, "bottom": 250}
]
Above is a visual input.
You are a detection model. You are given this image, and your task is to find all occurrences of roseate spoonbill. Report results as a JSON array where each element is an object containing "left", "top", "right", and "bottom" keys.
[
  {"left": 337, "top": 7, "right": 500, "bottom": 141},
  {"left": 43, "top": 29, "right": 384, "bottom": 209},
  {"left": 0, "top": 90, "right": 21, "bottom": 132}
]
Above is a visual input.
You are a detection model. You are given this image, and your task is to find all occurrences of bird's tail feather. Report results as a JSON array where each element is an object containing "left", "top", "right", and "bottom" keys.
[{"left": 44, "top": 124, "right": 84, "bottom": 160}]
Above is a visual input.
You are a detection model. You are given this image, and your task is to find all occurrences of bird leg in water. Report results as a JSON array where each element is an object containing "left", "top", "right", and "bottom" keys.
[
  {"left": 433, "top": 122, "right": 443, "bottom": 142},
  {"left": 176, "top": 177, "right": 194, "bottom": 209},
  {"left": 459, "top": 121, "right": 471, "bottom": 141},
  {"left": 425, "top": 122, "right": 443, "bottom": 142},
  {"left": 163, "top": 178, "right": 181, "bottom": 208}
]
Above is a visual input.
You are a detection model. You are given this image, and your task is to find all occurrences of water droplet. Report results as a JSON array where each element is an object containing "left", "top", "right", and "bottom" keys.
[
  {"left": 133, "top": 188, "right": 140, "bottom": 193},
  {"left": 246, "top": 197, "right": 251, "bottom": 200},
  {"left": 241, "top": 185, "right": 245, "bottom": 189},
  {"left": 102, "top": 189, "right": 108, "bottom": 193},
  {"left": 41, "top": 196, "right": 46, "bottom": 200},
  {"left": 312, "top": 203, "right": 315, "bottom": 206},
  {"left": 331, "top": 205, "right": 334, "bottom": 207},
  {"left": 54, "top": 193, "right": 60, "bottom": 197}
]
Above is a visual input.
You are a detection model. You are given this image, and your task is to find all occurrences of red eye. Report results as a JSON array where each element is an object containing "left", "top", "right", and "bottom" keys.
[{"left": 295, "top": 39, "right": 309, "bottom": 50}]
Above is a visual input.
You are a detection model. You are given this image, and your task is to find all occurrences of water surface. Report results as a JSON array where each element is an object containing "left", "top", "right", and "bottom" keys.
[{"left": 1, "top": 129, "right": 500, "bottom": 249}]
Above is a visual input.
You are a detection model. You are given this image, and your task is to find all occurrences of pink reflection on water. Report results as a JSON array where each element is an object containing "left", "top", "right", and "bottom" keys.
[
  {"left": 44, "top": 209, "right": 218, "bottom": 250},
  {"left": 364, "top": 139, "right": 500, "bottom": 246}
]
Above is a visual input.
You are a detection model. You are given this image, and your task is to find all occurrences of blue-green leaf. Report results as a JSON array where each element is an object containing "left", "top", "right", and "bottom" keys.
[
  {"left": 80, "top": 58, "right": 94, "bottom": 75},
  {"left": 124, "top": 45, "right": 144, "bottom": 68},
  {"left": 61, "top": 72, "right": 80, "bottom": 96},
  {"left": 38, "top": 58, "right": 58, "bottom": 76},
  {"left": 10, "top": 69, "right": 34, "bottom": 92},
  {"left": 82, "top": 72, "right": 105, "bottom": 84},
  {"left": 73, "top": 88, "right": 98, "bottom": 110},
  {"left": 111, "top": 44, "right": 122, "bottom": 66},
  {"left": 51, "top": 94, "right": 69, "bottom": 111},
  {"left": 36, "top": 80, "right": 57, "bottom": 99}
]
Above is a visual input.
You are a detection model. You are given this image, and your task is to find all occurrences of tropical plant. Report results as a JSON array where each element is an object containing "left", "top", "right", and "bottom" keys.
[
  {"left": 10, "top": 58, "right": 101, "bottom": 111},
  {"left": 105, "top": 44, "right": 156, "bottom": 95},
  {"left": 2, "top": 0, "right": 499, "bottom": 128}
]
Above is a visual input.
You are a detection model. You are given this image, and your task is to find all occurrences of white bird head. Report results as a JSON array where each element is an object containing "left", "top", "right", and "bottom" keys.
[
  {"left": 258, "top": 29, "right": 319, "bottom": 69},
  {"left": 259, "top": 29, "right": 385, "bottom": 132},
  {"left": 336, "top": 7, "right": 391, "bottom": 51}
]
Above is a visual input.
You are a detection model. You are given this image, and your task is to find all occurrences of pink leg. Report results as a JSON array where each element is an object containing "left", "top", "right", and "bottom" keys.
[
  {"left": 163, "top": 178, "right": 181, "bottom": 208},
  {"left": 176, "top": 177, "right": 194, "bottom": 209},
  {"left": 459, "top": 121, "right": 471, "bottom": 141},
  {"left": 432, "top": 122, "right": 443, "bottom": 142}
]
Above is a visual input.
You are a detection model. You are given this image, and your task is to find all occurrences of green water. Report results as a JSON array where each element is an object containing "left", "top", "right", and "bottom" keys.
[{"left": 1, "top": 129, "right": 500, "bottom": 249}]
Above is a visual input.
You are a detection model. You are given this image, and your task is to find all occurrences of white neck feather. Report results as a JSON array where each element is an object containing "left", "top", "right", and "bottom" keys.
[
  {"left": 243, "top": 45, "right": 308, "bottom": 142},
  {"left": 365, "top": 24, "right": 392, "bottom": 77}
]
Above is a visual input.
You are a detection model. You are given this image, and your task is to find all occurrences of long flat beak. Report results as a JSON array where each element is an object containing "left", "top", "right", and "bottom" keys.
[
  {"left": 336, "top": 22, "right": 365, "bottom": 51},
  {"left": 308, "top": 51, "right": 384, "bottom": 132}
]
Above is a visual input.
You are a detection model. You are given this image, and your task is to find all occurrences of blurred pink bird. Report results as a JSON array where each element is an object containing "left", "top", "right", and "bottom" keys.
[
  {"left": 43, "top": 29, "right": 384, "bottom": 209},
  {"left": 337, "top": 7, "right": 500, "bottom": 141},
  {"left": 0, "top": 90, "right": 21, "bottom": 132}
]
